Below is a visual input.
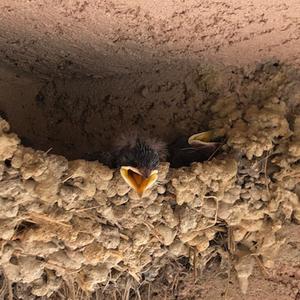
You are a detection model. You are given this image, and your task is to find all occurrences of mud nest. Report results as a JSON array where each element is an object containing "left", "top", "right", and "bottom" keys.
[{"left": 1, "top": 61, "right": 300, "bottom": 299}]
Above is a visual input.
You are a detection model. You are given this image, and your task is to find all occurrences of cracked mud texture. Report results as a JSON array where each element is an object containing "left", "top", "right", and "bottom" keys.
[{"left": 1, "top": 62, "right": 300, "bottom": 299}]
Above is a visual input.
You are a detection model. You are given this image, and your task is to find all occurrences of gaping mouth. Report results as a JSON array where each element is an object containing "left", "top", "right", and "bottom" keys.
[
  {"left": 120, "top": 166, "right": 158, "bottom": 197},
  {"left": 188, "top": 128, "right": 225, "bottom": 146}
]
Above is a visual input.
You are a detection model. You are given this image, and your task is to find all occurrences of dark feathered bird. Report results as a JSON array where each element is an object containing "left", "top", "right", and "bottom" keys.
[
  {"left": 84, "top": 131, "right": 167, "bottom": 197},
  {"left": 168, "top": 129, "right": 225, "bottom": 168}
]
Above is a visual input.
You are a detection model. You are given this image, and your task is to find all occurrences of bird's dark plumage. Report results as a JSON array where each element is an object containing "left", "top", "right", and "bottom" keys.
[
  {"left": 83, "top": 130, "right": 223, "bottom": 169},
  {"left": 114, "top": 138, "right": 159, "bottom": 178},
  {"left": 167, "top": 135, "right": 223, "bottom": 168},
  {"left": 84, "top": 131, "right": 166, "bottom": 170},
  {"left": 111, "top": 131, "right": 166, "bottom": 170}
]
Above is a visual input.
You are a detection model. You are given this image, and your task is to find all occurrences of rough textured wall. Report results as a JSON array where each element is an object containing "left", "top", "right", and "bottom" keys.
[
  {"left": 1, "top": 63, "right": 300, "bottom": 299},
  {"left": 0, "top": 0, "right": 300, "bottom": 158},
  {"left": 0, "top": 0, "right": 299, "bottom": 78},
  {"left": 1, "top": 1, "right": 300, "bottom": 299}
]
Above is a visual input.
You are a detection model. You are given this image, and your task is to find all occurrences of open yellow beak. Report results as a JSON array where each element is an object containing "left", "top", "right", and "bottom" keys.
[
  {"left": 188, "top": 128, "right": 225, "bottom": 146},
  {"left": 120, "top": 167, "right": 158, "bottom": 197}
]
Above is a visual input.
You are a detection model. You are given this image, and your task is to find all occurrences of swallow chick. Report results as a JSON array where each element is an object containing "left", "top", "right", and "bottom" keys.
[
  {"left": 168, "top": 129, "right": 225, "bottom": 168},
  {"left": 84, "top": 131, "right": 167, "bottom": 197},
  {"left": 113, "top": 132, "right": 167, "bottom": 197}
]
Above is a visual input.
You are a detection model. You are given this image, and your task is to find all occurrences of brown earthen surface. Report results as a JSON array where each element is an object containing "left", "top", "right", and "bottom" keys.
[
  {"left": 0, "top": 0, "right": 299, "bottom": 78},
  {"left": 0, "top": 1, "right": 300, "bottom": 299}
]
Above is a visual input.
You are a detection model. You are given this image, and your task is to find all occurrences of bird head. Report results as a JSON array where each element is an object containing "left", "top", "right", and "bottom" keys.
[{"left": 119, "top": 138, "right": 161, "bottom": 197}]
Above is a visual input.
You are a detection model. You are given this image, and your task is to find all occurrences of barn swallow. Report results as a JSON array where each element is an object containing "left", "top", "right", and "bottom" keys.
[
  {"left": 168, "top": 129, "right": 225, "bottom": 168},
  {"left": 114, "top": 132, "right": 167, "bottom": 197},
  {"left": 84, "top": 131, "right": 167, "bottom": 197}
]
